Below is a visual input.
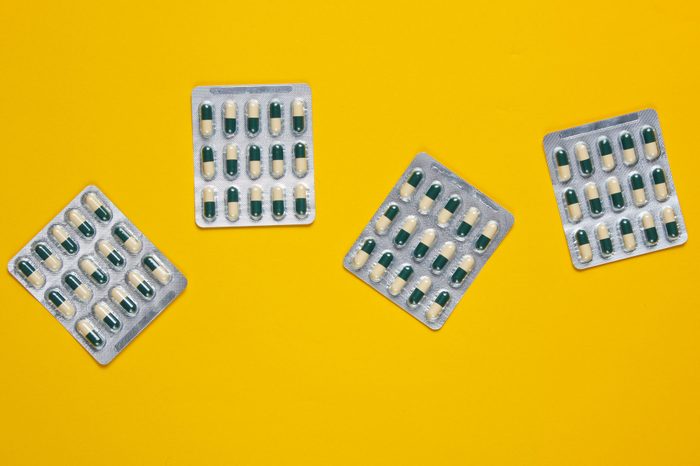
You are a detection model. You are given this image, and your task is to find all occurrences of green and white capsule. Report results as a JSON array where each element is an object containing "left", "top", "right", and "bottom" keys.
[
  {"left": 76, "top": 319, "right": 103, "bottom": 349},
  {"left": 110, "top": 285, "right": 137, "bottom": 315},
  {"left": 456, "top": 207, "right": 480, "bottom": 238},
  {"left": 249, "top": 185, "right": 263, "bottom": 220},
  {"left": 17, "top": 259, "right": 45, "bottom": 288},
  {"left": 575, "top": 229, "right": 592, "bottom": 263},
  {"left": 651, "top": 168, "right": 669, "bottom": 201},
  {"left": 584, "top": 183, "right": 603, "bottom": 216},
  {"left": 271, "top": 186, "right": 286, "bottom": 220},
  {"left": 619, "top": 131, "right": 637, "bottom": 166},
  {"left": 399, "top": 169, "right": 423, "bottom": 200},
  {"left": 48, "top": 289, "right": 75, "bottom": 318},
  {"left": 418, "top": 182, "right": 442, "bottom": 214},
  {"left": 352, "top": 239, "right": 376, "bottom": 270},
  {"left": 437, "top": 196, "right": 461, "bottom": 227},
  {"left": 79, "top": 257, "right": 108, "bottom": 285},
  {"left": 127, "top": 269, "right": 154, "bottom": 299},
  {"left": 269, "top": 101, "right": 282, "bottom": 137},
  {"left": 431, "top": 241, "right": 456, "bottom": 273},
  {"left": 97, "top": 240, "right": 124, "bottom": 268},
  {"left": 564, "top": 188, "right": 582, "bottom": 222},
  {"left": 202, "top": 187, "right": 216, "bottom": 221},
  {"left": 596, "top": 223, "right": 613, "bottom": 257},
  {"left": 245, "top": 99, "right": 260, "bottom": 136},
  {"left": 629, "top": 173, "right": 647, "bottom": 207},
  {"left": 270, "top": 144, "right": 285, "bottom": 178},
  {"left": 426, "top": 291, "right": 450, "bottom": 323},
  {"left": 223, "top": 100, "right": 237, "bottom": 137},
  {"left": 199, "top": 102, "right": 214, "bottom": 138},
  {"left": 450, "top": 254, "right": 475, "bottom": 287},
  {"left": 143, "top": 255, "right": 171, "bottom": 285},
  {"left": 93, "top": 301, "right": 121, "bottom": 332},
  {"left": 66, "top": 209, "right": 95, "bottom": 238},
  {"left": 113, "top": 224, "right": 141, "bottom": 254},
  {"left": 642, "top": 127, "right": 660, "bottom": 160},
  {"left": 227, "top": 187, "right": 239, "bottom": 222},
  {"left": 293, "top": 142, "right": 308, "bottom": 177},
  {"left": 475, "top": 220, "right": 499, "bottom": 252},
  {"left": 292, "top": 98, "right": 306, "bottom": 134},
  {"left": 369, "top": 252, "right": 394, "bottom": 282},
  {"left": 33, "top": 243, "right": 61, "bottom": 272},
  {"left": 619, "top": 219, "right": 637, "bottom": 252},
  {"left": 248, "top": 145, "right": 262, "bottom": 179},
  {"left": 641, "top": 211, "right": 659, "bottom": 245},
  {"left": 394, "top": 216, "right": 418, "bottom": 247},
  {"left": 388, "top": 265, "right": 413, "bottom": 296},
  {"left": 375, "top": 204, "right": 399, "bottom": 234},
  {"left": 294, "top": 183, "right": 308, "bottom": 219},
  {"left": 606, "top": 177, "right": 625, "bottom": 211},
  {"left": 413, "top": 228, "right": 436, "bottom": 260},
  {"left": 575, "top": 142, "right": 593, "bottom": 176},
  {"left": 661, "top": 206, "right": 679, "bottom": 240},
  {"left": 554, "top": 148, "right": 571, "bottom": 182},
  {"left": 64, "top": 272, "right": 92, "bottom": 302},
  {"left": 200, "top": 146, "right": 215, "bottom": 180},
  {"left": 50, "top": 224, "right": 78, "bottom": 254},
  {"left": 225, "top": 143, "right": 239, "bottom": 178},
  {"left": 408, "top": 276, "right": 432, "bottom": 307},
  {"left": 83, "top": 192, "right": 111, "bottom": 222},
  {"left": 597, "top": 137, "right": 616, "bottom": 171}
]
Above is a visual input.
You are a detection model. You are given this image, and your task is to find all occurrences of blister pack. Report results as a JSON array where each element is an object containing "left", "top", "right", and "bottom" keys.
[
  {"left": 343, "top": 153, "right": 514, "bottom": 330},
  {"left": 8, "top": 186, "right": 187, "bottom": 365},
  {"left": 543, "top": 109, "right": 687, "bottom": 269},
  {"left": 191, "top": 83, "right": 315, "bottom": 228}
]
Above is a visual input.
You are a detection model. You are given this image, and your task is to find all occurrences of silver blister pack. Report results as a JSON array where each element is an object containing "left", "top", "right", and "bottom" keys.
[
  {"left": 343, "top": 153, "right": 514, "bottom": 330},
  {"left": 191, "top": 83, "right": 315, "bottom": 228},
  {"left": 8, "top": 185, "right": 187, "bottom": 365},
  {"left": 543, "top": 109, "right": 688, "bottom": 269}
]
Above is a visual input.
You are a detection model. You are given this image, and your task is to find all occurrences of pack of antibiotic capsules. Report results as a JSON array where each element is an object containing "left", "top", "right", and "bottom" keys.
[
  {"left": 343, "top": 153, "right": 514, "bottom": 329},
  {"left": 191, "top": 83, "right": 315, "bottom": 227},
  {"left": 543, "top": 109, "right": 687, "bottom": 269},
  {"left": 8, "top": 186, "right": 187, "bottom": 364}
]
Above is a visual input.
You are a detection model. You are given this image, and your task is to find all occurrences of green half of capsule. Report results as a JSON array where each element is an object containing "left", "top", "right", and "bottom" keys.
[
  {"left": 384, "top": 205, "right": 399, "bottom": 221},
  {"left": 200, "top": 103, "right": 213, "bottom": 121},
  {"left": 397, "top": 265, "right": 413, "bottom": 281},
  {"left": 269, "top": 101, "right": 281, "bottom": 118},
  {"left": 425, "top": 182, "right": 442, "bottom": 200},
  {"left": 224, "top": 115, "right": 236, "bottom": 135},
  {"left": 579, "top": 157, "right": 593, "bottom": 175},
  {"left": 432, "top": 253, "right": 449, "bottom": 272},
  {"left": 610, "top": 190, "right": 625, "bottom": 210},
  {"left": 361, "top": 239, "right": 376, "bottom": 254},
  {"left": 378, "top": 252, "right": 394, "bottom": 268},
  {"left": 631, "top": 173, "right": 645, "bottom": 190},
  {"left": 271, "top": 144, "right": 284, "bottom": 160},
  {"left": 665, "top": 219, "right": 679, "bottom": 238},
  {"left": 644, "top": 225, "right": 658, "bottom": 244},
  {"left": 34, "top": 244, "right": 54, "bottom": 262},
  {"left": 249, "top": 145, "right": 261, "bottom": 161},
  {"left": 435, "top": 291, "right": 450, "bottom": 307},
  {"left": 619, "top": 218, "right": 633, "bottom": 235},
  {"left": 408, "top": 285, "right": 426, "bottom": 306},
  {"left": 18, "top": 260, "right": 36, "bottom": 278},
  {"left": 642, "top": 127, "right": 657, "bottom": 144},
  {"left": 201, "top": 145, "right": 214, "bottom": 163},
  {"left": 96, "top": 304, "right": 121, "bottom": 331},
  {"left": 113, "top": 289, "right": 137, "bottom": 315},
  {"left": 273, "top": 199, "right": 285, "bottom": 218},
  {"left": 247, "top": 114, "right": 259, "bottom": 134},
  {"left": 407, "top": 170, "right": 423, "bottom": 188},
  {"left": 293, "top": 104, "right": 305, "bottom": 133},
  {"left": 250, "top": 199, "right": 263, "bottom": 219},
  {"left": 48, "top": 290, "right": 66, "bottom": 308},
  {"left": 113, "top": 226, "right": 132, "bottom": 245},
  {"left": 394, "top": 228, "right": 411, "bottom": 246},
  {"left": 227, "top": 187, "right": 239, "bottom": 203},
  {"left": 62, "top": 236, "right": 78, "bottom": 254},
  {"left": 555, "top": 149, "right": 569, "bottom": 167},
  {"left": 104, "top": 248, "right": 124, "bottom": 268},
  {"left": 88, "top": 265, "right": 108, "bottom": 285},
  {"left": 136, "top": 279, "right": 154, "bottom": 299},
  {"left": 599, "top": 234, "right": 613, "bottom": 255},
  {"left": 294, "top": 142, "right": 306, "bottom": 159},
  {"left": 64, "top": 273, "right": 83, "bottom": 291},
  {"left": 575, "top": 229, "right": 590, "bottom": 246},
  {"left": 598, "top": 137, "right": 613, "bottom": 156},
  {"left": 565, "top": 189, "right": 578, "bottom": 206},
  {"left": 652, "top": 168, "right": 666, "bottom": 185},
  {"left": 412, "top": 239, "right": 431, "bottom": 260},
  {"left": 203, "top": 196, "right": 216, "bottom": 219},
  {"left": 456, "top": 221, "right": 473, "bottom": 237},
  {"left": 621, "top": 132, "right": 634, "bottom": 150},
  {"left": 588, "top": 195, "right": 602, "bottom": 215},
  {"left": 451, "top": 265, "right": 468, "bottom": 286},
  {"left": 443, "top": 196, "right": 461, "bottom": 214}
]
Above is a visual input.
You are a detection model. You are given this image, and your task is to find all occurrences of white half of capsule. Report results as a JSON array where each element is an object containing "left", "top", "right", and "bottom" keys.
[
  {"left": 41, "top": 251, "right": 62, "bottom": 272},
  {"left": 294, "top": 184, "right": 308, "bottom": 206},
  {"left": 600, "top": 151, "right": 615, "bottom": 172},
  {"left": 292, "top": 99, "right": 305, "bottom": 118},
  {"left": 227, "top": 197, "right": 239, "bottom": 222},
  {"left": 399, "top": 180, "right": 417, "bottom": 199},
  {"left": 247, "top": 99, "right": 260, "bottom": 118},
  {"left": 120, "top": 229, "right": 142, "bottom": 254},
  {"left": 22, "top": 264, "right": 45, "bottom": 288},
  {"left": 269, "top": 109, "right": 282, "bottom": 137},
  {"left": 50, "top": 224, "right": 71, "bottom": 245},
  {"left": 295, "top": 152, "right": 308, "bottom": 177},
  {"left": 79, "top": 257, "right": 100, "bottom": 278},
  {"left": 566, "top": 196, "right": 582, "bottom": 222},
  {"left": 577, "top": 240, "right": 592, "bottom": 263},
  {"left": 654, "top": 178, "right": 669, "bottom": 201},
  {"left": 584, "top": 183, "right": 600, "bottom": 206},
  {"left": 223, "top": 100, "right": 237, "bottom": 120},
  {"left": 67, "top": 209, "right": 89, "bottom": 231},
  {"left": 418, "top": 192, "right": 437, "bottom": 214},
  {"left": 97, "top": 240, "right": 119, "bottom": 263},
  {"left": 388, "top": 273, "right": 409, "bottom": 296},
  {"left": 352, "top": 248, "right": 371, "bottom": 270},
  {"left": 248, "top": 157, "right": 261, "bottom": 179},
  {"left": 622, "top": 146, "right": 637, "bottom": 166},
  {"left": 426, "top": 297, "right": 448, "bottom": 323},
  {"left": 250, "top": 186, "right": 262, "bottom": 201},
  {"left": 418, "top": 229, "right": 437, "bottom": 249},
  {"left": 201, "top": 152, "right": 215, "bottom": 180},
  {"left": 596, "top": 223, "right": 611, "bottom": 250},
  {"left": 76, "top": 319, "right": 99, "bottom": 343},
  {"left": 480, "top": 221, "right": 499, "bottom": 242},
  {"left": 575, "top": 143, "right": 590, "bottom": 162},
  {"left": 400, "top": 216, "right": 418, "bottom": 235},
  {"left": 52, "top": 293, "right": 76, "bottom": 318},
  {"left": 644, "top": 138, "right": 660, "bottom": 160},
  {"left": 557, "top": 163, "right": 571, "bottom": 183},
  {"left": 72, "top": 278, "right": 92, "bottom": 302},
  {"left": 127, "top": 269, "right": 148, "bottom": 290},
  {"left": 146, "top": 257, "right": 171, "bottom": 285},
  {"left": 93, "top": 301, "right": 115, "bottom": 323},
  {"left": 375, "top": 211, "right": 394, "bottom": 235},
  {"left": 226, "top": 143, "right": 238, "bottom": 163},
  {"left": 606, "top": 177, "right": 622, "bottom": 196},
  {"left": 369, "top": 260, "right": 389, "bottom": 282},
  {"left": 271, "top": 154, "right": 285, "bottom": 179},
  {"left": 458, "top": 254, "right": 475, "bottom": 274},
  {"left": 437, "top": 205, "right": 456, "bottom": 226},
  {"left": 621, "top": 229, "right": 636, "bottom": 252},
  {"left": 437, "top": 242, "right": 456, "bottom": 262},
  {"left": 463, "top": 207, "right": 480, "bottom": 227},
  {"left": 84, "top": 193, "right": 106, "bottom": 216},
  {"left": 202, "top": 187, "right": 215, "bottom": 209},
  {"left": 641, "top": 212, "right": 656, "bottom": 237},
  {"left": 632, "top": 184, "right": 646, "bottom": 207}
]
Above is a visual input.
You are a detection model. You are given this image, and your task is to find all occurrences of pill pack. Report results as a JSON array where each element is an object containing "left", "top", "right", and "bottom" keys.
[
  {"left": 543, "top": 109, "right": 687, "bottom": 269},
  {"left": 343, "top": 153, "right": 514, "bottom": 330},
  {"left": 8, "top": 186, "right": 187, "bottom": 365},
  {"left": 191, "top": 83, "right": 315, "bottom": 228}
]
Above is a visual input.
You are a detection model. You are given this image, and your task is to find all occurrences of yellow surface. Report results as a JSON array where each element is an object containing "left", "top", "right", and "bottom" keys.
[{"left": 1, "top": 1, "right": 699, "bottom": 464}]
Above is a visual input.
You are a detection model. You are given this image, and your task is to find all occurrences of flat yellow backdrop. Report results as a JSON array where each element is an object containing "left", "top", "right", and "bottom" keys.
[{"left": 1, "top": 1, "right": 699, "bottom": 464}]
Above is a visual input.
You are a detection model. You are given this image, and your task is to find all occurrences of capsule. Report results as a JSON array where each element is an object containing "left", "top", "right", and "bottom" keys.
[
  {"left": 127, "top": 269, "right": 154, "bottom": 299},
  {"left": 249, "top": 185, "right": 263, "bottom": 220},
  {"left": 143, "top": 255, "right": 171, "bottom": 285},
  {"left": 33, "top": 243, "right": 61, "bottom": 272},
  {"left": 626, "top": 173, "right": 646, "bottom": 207},
  {"left": 642, "top": 127, "right": 660, "bottom": 160},
  {"left": 426, "top": 291, "right": 450, "bottom": 323},
  {"left": 294, "top": 183, "right": 308, "bottom": 219},
  {"left": 394, "top": 216, "right": 417, "bottom": 247},
  {"left": 475, "top": 220, "right": 499, "bottom": 252},
  {"left": 575, "top": 229, "right": 592, "bottom": 263},
  {"left": 270, "top": 144, "right": 285, "bottom": 178},
  {"left": 564, "top": 188, "right": 582, "bottom": 222},
  {"left": 17, "top": 259, "right": 45, "bottom": 288},
  {"left": 83, "top": 192, "right": 111, "bottom": 221},
  {"left": 651, "top": 168, "right": 669, "bottom": 201},
  {"left": 596, "top": 223, "right": 613, "bottom": 257},
  {"left": 437, "top": 196, "right": 460, "bottom": 226},
  {"left": 48, "top": 289, "right": 75, "bottom": 318},
  {"left": 606, "top": 177, "right": 625, "bottom": 211},
  {"left": 575, "top": 142, "right": 593, "bottom": 176},
  {"left": 584, "top": 184, "right": 603, "bottom": 216},
  {"left": 388, "top": 265, "right": 413, "bottom": 296},
  {"left": 200, "top": 145, "right": 215, "bottom": 180},
  {"left": 222, "top": 100, "right": 237, "bottom": 136},
  {"left": 110, "top": 285, "right": 137, "bottom": 315},
  {"left": 451, "top": 254, "right": 475, "bottom": 286},
  {"left": 352, "top": 239, "right": 376, "bottom": 269},
  {"left": 399, "top": 170, "right": 423, "bottom": 200},
  {"left": 64, "top": 272, "right": 92, "bottom": 302},
  {"left": 413, "top": 229, "right": 436, "bottom": 260},
  {"left": 597, "top": 137, "right": 616, "bottom": 171},
  {"left": 225, "top": 143, "right": 239, "bottom": 178},
  {"left": 456, "top": 207, "right": 480, "bottom": 238},
  {"left": 293, "top": 142, "right": 308, "bottom": 177},
  {"left": 375, "top": 204, "right": 399, "bottom": 234},
  {"left": 369, "top": 252, "right": 393, "bottom": 282},
  {"left": 641, "top": 211, "right": 659, "bottom": 245},
  {"left": 292, "top": 98, "right": 305, "bottom": 134},
  {"left": 199, "top": 102, "right": 213, "bottom": 138},
  {"left": 408, "top": 276, "right": 432, "bottom": 306},
  {"left": 269, "top": 101, "right": 282, "bottom": 136},
  {"left": 418, "top": 182, "right": 442, "bottom": 214},
  {"left": 248, "top": 145, "right": 262, "bottom": 179},
  {"left": 113, "top": 225, "right": 141, "bottom": 254},
  {"left": 76, "top": 319, "right": 104, "bottom": 349},
  {"left": 661, "top": 206, "right": 679, "bottom": 240},
  {"left": 67, "top": 209, "right": 95, "bottom": 238},
  {"left": 620, "top": 132, "right": 637, "bottom": 165},
  {"left": 50, "top": 224, "right": 78, "bottom": 254},
  {"left": 227, "top": 187, "right": 239, "bottom": 222},
  {"left": 97, "top": 240, "right": 124, "bottom": 268},
  {"left": 79, "top": 257, "right": 108, "bottom": 285},
  {"left": 431, "top": 241, "right": 456, "bottom": 273},
  {"left": 93, "top": 301, "right": 121, "bottom": 332},
  {"left": 619, "top": 219, "right": 637, "bottom": 252},
  {"left": 246, "top": 99, "right": 260, "bottom": 136},
  {"left": 271, "top": 186, "right": 285, "bottom": 220},
  {"left": 202, "top": 187, "right": 216, "bottom": 221},
  {"left": 554, "top": 148, "right": 571, "bottom": 182}
]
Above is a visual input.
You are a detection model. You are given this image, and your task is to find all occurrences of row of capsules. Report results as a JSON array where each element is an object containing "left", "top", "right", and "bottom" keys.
[
  {"left": 199, "top": 142, "right": 310, "bottom": 181},
  {"left": 350, "top": 168, "right": 501, "bottom": 323},
  {"left": 201, "top": 183, "right": 310, "bottom": 223},
  {"left": 14, "top": 192, "right": 173, "bottom": 350},
  {"left": 198, "top": 98, "right": 307, "bottom": 139}
]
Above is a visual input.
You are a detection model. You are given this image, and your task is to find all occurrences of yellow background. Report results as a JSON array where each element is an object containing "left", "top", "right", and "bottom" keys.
[{"left": 1, "top": 1, "right": 699, "bottom": 464}]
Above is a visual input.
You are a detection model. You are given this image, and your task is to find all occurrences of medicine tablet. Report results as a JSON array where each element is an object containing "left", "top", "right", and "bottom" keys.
[
  {"left": 246, "top": 99, "right": 260, "bottom": 136},
  {"left": 93, "top": 301, "right": 121, "bottom": 332},
  {"left": 271, "top": 186, "right": 286, "bottom": 220},
  {"left": 48, "top": 289, "right": 75, "bottom": 318},
  {"left": 222, "top": 100, "right": 237, "bottom": 137},
  {"left": 450, "top": 254, "right": 475, "bottom": 286},
  {"left": 294, "top": 184, "right": 308, "bottom": 219},
  {"left": 110, "top": 285, "right": 137, "bottom": 316},
  {"left": 661, "top": 206, "right": 679, "bottom": 240},
  {"left": 596, "top": 223, "right": 613, "bottom": 257},
  {"left": 64, "top": 272, "right": 92, "bottom": 302},
  {"left": 413, "top": 229, "right": 436, "bottom": 260},
  {"left": 18, "top": 259, "right": 45, "bottom": 289},
  {"left": 620, "top": 132, "right": 637, "bottom": 166},
  {"left": 598, "top": 137, "right": 616, "bottom": 171},
  {"left": 399, "top": 169, "right": 423, "bottom": 201},
  {"left": 227, "top": 187, "right": 240, "bottom": 222},
  {"left": 606, "top": 177, "right": 625, "bottom": 211},
  {"left": 127, "top": 269, "right": 154, "bottom": 299},
  {"left": 388, "top": 265, "right": 413, "bottom": 296},
  {"left": 113, "top": 225, "right": 141, "bottom": 254},
  {"left": 247, "top": 145, "right": 262, "bottom": 179},
  {"left": 50, "top": 224, "right": 78, "bottom": 255},
  {"left": 584, "top": 183, "right": 603, "bottom": 216},
  {"left": 642, "top": 127, "right": 660, "bottom": 160},
  {"left": 408, "top": 276, "right": 432, "bottom": 306},
  {"left": 143, "top": 255, "right": 171, "bottom": 285},
  {"left": 76, "top": 319, "right": 104, "bottom": 349},
  {"left": 375, "top": 204, "right": 399, "bottom": 235},
  {"left": 270, "top": 144, "right": 285, "bottom": 178},
  {"left": 456, "top": 207, "right": 480, "bottom": 238},
  {"left": 475, "top": 220, "right": 499, "bottom": 252},
  {"left": 640, "top": 211, "right": 659, "bottom": 245},
  {"left": 33, "top": 243, "right": 62, "bottom": 272},
  {"left": 97, "top": 240, "right": 125, "bottom": 268},
  {"left": 292, "top": 98, "right": 306, "bottom": 134},
  {"left": 225, "top": 143, "right": 239, "bottom": 178},
  {"left": 564, "top": 188, "right": 582, "bottom": 222},
  {"left": 352, "top": 239, "right": 376, "bottom": 270},
  {"left": 67, "top": 209, "right": 95, "bottom": 238},
  {"left": 79, "top": 257, "right": 108, "bottom": 285},
  {"left": 575, "top": 142, "right": 593, "bottom": 176},
  {"left": 199, "top": 102, "right": 214, "bottom": 138},
  {"left": 83, "top": 192, "right": 111, "bottom": 222},
  {"left": 619, "top": 219, "right": 637, "bottom": 253},
  {"left": 575, "top": 229, "right": 592, "bottom": 263},
  {"left": 269, "top": 101, "right": 282, "bottom": 137},
  {"left": 293, "top": 142, "right": 308, "bottom": 177},
  {"left": 249, "top": 185, "right": 263, "bottom": 220},
  {"left": 369, "top": 252, "right": 393, "bottom": 282},
  {"left": 394, "top": 216, "right": 418, "bottom": 247},
  {"left": 418, "top": 182, "right": 442, "bottom": 214},
  {"left": 426, "top": 291, "right": 450, "bottom": 323},
  {"left": 651, "top": 168, "right": 669, "bottom": 201},
  {"left": 629, "top": 173, "right": 647, "bottom": 207},
  {"left": 200, "top": 146, "right": 215, "bottom": 180},
  {"left": 554, "top": 148, "right": 571, "bottom": 182}
]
